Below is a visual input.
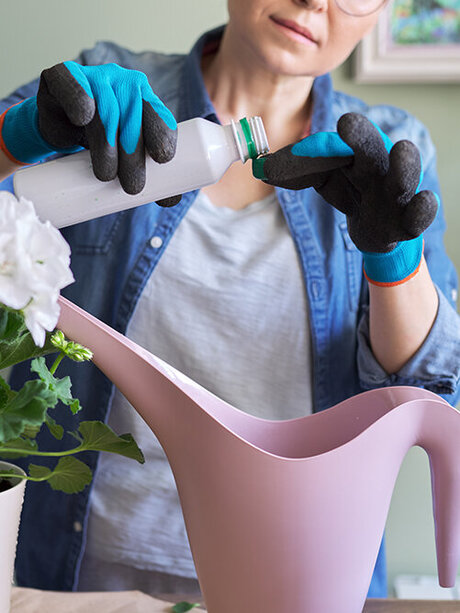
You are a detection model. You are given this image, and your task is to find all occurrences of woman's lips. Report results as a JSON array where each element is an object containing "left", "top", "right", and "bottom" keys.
[{"left": 270, "top": 16, "right": 318, "bottom": 45}]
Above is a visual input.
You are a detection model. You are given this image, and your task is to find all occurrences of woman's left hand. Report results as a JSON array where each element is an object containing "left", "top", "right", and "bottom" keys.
[{"left": 253, "top": 112, "right": 439, "bottom": 285}]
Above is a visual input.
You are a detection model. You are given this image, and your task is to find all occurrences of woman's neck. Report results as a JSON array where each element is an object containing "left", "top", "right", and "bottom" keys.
[{"left": 201, "top": 28, "right": 314, "bottom": 151}]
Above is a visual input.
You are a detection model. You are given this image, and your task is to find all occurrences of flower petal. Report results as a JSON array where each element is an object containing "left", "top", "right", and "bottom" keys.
[{"left": 0, "top": 191, "right": 74, "bottom": 346}]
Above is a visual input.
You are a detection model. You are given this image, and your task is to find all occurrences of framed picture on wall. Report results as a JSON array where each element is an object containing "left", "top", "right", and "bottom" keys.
[{"left": 354, "top": 0, "right": 460, "bottom": 83}]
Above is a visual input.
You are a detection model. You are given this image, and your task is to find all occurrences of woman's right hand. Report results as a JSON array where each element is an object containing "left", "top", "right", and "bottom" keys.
[{"left": 0, "top": 61, "right": 179, "bottom": 198}]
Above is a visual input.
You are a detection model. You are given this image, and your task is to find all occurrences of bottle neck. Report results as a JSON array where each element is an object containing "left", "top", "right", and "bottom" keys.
[{"left": 230, "top": 117, "right": 269, "bottom": 163}]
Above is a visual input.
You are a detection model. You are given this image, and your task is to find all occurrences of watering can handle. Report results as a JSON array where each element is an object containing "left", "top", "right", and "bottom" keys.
[{"left": 410, "top": 400, "right": 460, "bottom": 586}]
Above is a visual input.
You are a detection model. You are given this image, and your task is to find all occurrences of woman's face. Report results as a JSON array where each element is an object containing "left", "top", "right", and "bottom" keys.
[{"left": 226, "top": 0, "right": 382, "bottom": 77}]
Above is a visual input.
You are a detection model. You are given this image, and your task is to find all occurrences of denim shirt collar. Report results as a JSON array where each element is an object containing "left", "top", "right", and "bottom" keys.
[
  {"left": 178, "top": 27, "right": 223, "bottom": 123},
  {"left": 177, "top": 25, "right": 336, "bottom": 134},
  {"left": 310, "top": 71, "right": 336, "bottom": 133}
]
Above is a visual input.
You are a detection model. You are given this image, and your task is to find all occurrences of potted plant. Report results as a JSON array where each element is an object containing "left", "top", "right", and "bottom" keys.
[{"left": 0, "top": 191, "right": 144, "bottom": 613}]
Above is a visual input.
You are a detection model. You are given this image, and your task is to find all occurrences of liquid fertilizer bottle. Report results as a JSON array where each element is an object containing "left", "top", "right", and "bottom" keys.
[{"left": 13, "top": 116, "right": 269, "bottom": 229}]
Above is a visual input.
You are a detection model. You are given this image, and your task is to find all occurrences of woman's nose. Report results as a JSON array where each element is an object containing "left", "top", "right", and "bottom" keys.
[{"left": 292, "top": 0, "right": 328, "bottom": 11}]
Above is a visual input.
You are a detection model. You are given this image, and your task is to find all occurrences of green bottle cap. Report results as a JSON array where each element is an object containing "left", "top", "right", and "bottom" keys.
[
  {"left": 252, "top": 157, "right": 267, "bottom": 180},
  {"left": 239, "top": 117, "right": 258, "bottom": 160},
  {"left": 232, "top": 117, "right": 269, "bottom": 162}
]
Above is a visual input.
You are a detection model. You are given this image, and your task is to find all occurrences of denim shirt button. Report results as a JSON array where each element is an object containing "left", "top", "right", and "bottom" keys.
[
  {"left": 73, "top": 521, "right": 83, "bottom": 533},
  {"left": 310, "top": 280, "right": 321, "bottom": 300},
  {"left": 150, "top": 236, "right": 163, "bottom": 249},
  {"left": 451, "top": 288, "right": 458, "bottom": 303}
]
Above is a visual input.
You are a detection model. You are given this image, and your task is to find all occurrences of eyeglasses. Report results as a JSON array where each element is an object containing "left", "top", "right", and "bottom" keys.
[{"left": 334, "top": 0, "right": 388, "bottom": 17}]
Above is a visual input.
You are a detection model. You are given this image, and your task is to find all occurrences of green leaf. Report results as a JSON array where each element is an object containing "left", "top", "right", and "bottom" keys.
[
  {"left": 0, "top": 436, "right": 38, "bottom": 458},
  {"left": 45, "top": 415, "right": 64, "bottom": 440},
  {"left": 172, "top": 602, "right": 201, "bottom": 612},
  {"left": 0, "top": 380, "right": 57, "bottom": 443},
  {"left": 75, "top": 421, "right": 145, "bottom": 463},
  {"left": 0, "top": 307, "right": 23, "bottom": 341},
  {"left": 28, "top": 456, "right": 92, "bottom": 493},
  {"left": 0, "top": 309, "right": 57, "bottom": 370},
  {"left": 31, "top": 357, "right": 60, "bottom": 386},
  {"left": 0, "top": 309, "right": 8, "bottom": 338},
  {"left": 31, "top": 357, "right": 81, "bottom": 414},
  {"left": 69, "top": 398, "right": 81, "bottom": 414},
  {"left": 0, "top": 376, "right": 11, "bottom": 411},
  {"left": 22, "top": 423, "right": 41, "bottom": 439}
]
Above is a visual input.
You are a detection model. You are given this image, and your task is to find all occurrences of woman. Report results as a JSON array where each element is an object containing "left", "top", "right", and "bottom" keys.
[{"left": 1, "top": 0, "right": 459, "bottom": 599}]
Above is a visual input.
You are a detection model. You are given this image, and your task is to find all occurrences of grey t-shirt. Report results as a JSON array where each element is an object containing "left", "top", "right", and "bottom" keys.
[{"left": 82, "top": 190, "right": 312, "bottom": 577}]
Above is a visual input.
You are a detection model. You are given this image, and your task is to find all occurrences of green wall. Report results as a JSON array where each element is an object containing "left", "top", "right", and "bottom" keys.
[{"left": 2, "top": 0, "right": 460, "bottom": 596}]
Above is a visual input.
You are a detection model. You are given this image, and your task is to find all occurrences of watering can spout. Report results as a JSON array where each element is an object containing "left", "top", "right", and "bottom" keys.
[
  {"left": 56, "top": 296, "right": 244, "bottom": 447},
  {"left": 56, "top": 296, "right": 177, "bottom": 438}
]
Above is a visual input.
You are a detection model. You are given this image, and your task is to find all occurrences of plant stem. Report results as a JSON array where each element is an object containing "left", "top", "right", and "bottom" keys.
[
  {"left": 49, "top": 351, "right": 65, "bottom": 375},
  {"left": 0, "top": 472, "right": 48, "bottom": 482},
  {"left": 0, "top": 444, "right": 85, "bottom": 457}
]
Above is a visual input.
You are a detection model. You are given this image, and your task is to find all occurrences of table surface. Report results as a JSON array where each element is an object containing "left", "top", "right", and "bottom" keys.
[
  {"left": 161, "top": 596, "right": 460, "bottom": 612},
  {"left": 157, "top": 594, "right": 460, "bottom": 611},
  {"left": 362, "top": 600, "right": 460, "bottom": 612},
  {"left": 10, "top": 587, "right": 460, "bottom": 612}
]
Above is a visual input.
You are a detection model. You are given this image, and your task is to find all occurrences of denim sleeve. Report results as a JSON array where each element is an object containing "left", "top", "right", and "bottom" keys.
[
  {"left": 0, "top": 51, "right": 87, "bottom": 194},
  {"left": 357, "top": 287, "right": 460, "bottom": 401},
  {"left": 356, "top": 121, "right": 460, "bottom": 405},
  {"left": 0, "top": 78, "right": 40, "bottom": 194}
]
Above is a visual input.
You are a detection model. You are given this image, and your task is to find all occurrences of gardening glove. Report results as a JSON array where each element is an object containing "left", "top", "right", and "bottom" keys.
[
  {"left": 0, "top": 61, "right": 181, "bottom": 203},
  {"left": 252, "top": 112, "right": 439, "bottom": 286}
]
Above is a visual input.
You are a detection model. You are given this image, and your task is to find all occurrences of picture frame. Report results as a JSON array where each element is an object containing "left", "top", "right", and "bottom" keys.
[{"left": 354, "top": 0, "right": 460, "bottom": 83}]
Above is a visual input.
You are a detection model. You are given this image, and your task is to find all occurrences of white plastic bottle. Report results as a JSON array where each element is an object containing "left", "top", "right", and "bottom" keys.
[{"left": 13, "top": 116, "right": 269, "bottom": 229}]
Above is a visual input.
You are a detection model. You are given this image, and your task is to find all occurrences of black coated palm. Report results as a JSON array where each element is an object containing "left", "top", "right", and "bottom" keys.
[{"left": 259, "top": 113, "right": 438, "bottom": 253}]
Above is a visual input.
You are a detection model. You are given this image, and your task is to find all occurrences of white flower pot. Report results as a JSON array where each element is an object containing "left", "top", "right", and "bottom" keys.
[{"left": 0, "top": 462, "right": 26, "bottom": 613}]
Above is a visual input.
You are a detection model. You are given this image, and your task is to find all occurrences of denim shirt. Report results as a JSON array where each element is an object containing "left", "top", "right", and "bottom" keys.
[{"left": 2, "top": 26, "right": 460, "bottom": 596}]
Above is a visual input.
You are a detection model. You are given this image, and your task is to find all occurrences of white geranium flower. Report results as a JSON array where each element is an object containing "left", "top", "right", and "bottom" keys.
[{"left": 0, "top": 191, "right": 74, "bottom": 346}]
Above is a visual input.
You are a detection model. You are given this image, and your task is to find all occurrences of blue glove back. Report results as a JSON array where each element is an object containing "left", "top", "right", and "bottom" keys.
[
  {"left": 63, "top": 61, "right": 176, "bottom": 156},
  {"left": 0, "top": 61, "right": 178, "bottom": 196},
  {"left": 291, "top": 131, "right": 354, "bottom": 159}
]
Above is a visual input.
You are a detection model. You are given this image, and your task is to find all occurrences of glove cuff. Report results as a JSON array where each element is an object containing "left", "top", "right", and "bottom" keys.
[
  {"left": 362, "top": 236, "right": 424, "bottom": 287},
  {"left": 0, "top": 97, "right": 61, "bottom": 164}
]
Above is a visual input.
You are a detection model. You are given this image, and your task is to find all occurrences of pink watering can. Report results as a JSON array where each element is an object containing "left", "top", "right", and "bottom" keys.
[{"left": 57, "top": 296, "right": 460, "bottom": 613}]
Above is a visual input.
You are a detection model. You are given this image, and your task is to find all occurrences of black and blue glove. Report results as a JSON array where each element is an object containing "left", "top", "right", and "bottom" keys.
[
  {"left": 252, "top": 113, "right": 439, "bottom": 286},
  {"left": 0, "top": 61, "right": 180, "bottom": 202}
]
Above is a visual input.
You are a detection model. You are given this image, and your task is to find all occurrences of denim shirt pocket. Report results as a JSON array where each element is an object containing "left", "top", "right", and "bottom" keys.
[
  {"left": 339, "top": 221, "right": 362, "bottom": 312},
  {"left": 63, "top": 212, "right": 124, "bottom": 256}
]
